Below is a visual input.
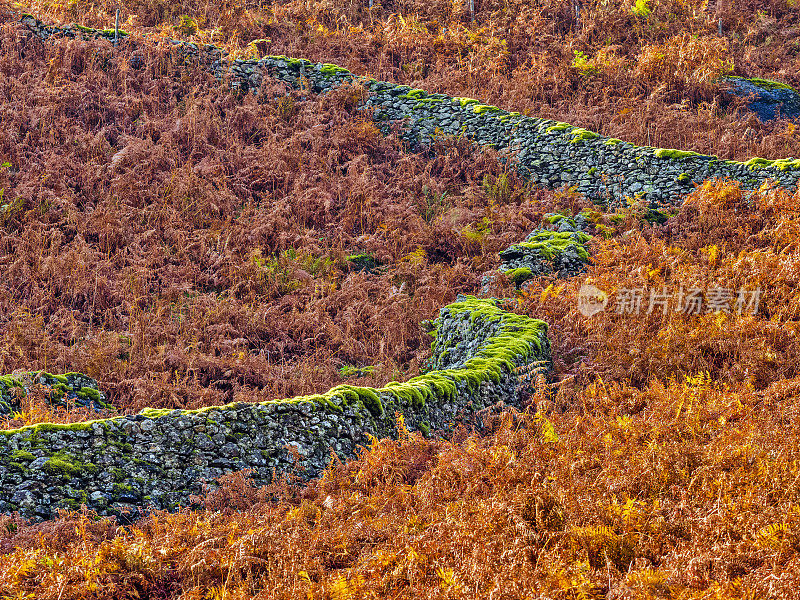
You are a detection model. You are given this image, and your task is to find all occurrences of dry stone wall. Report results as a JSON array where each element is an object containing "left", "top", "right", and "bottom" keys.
[
  {"left": 19, "top": 15, "right": 800, "bottom": 207},
  {"left": 0, "top": 297, "right": 549, "bottom": 521}
]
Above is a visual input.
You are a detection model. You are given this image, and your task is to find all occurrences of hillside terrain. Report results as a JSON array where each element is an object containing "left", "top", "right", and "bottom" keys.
[{"left": 2, "top": 0, "right": 800, "bottom": 598}]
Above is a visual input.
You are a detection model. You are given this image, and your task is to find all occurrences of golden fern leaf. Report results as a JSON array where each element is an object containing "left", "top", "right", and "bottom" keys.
[{"left": 755, "top": 522, "right": 788, "bottom": 551}]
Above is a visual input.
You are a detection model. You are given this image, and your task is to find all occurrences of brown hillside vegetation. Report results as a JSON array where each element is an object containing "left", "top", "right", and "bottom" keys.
[
  {"left": 4, "top": 369, "right": 800, "bottom": 598},
  {"left": 3, "top": 0, "right": 800, "bottom": 598},
  {"left": 18, "top": 0, "right": 800, "bottom": 160}
]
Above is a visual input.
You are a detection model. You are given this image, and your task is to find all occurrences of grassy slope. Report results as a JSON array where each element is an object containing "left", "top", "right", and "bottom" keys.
[{"left": 2, "top": 1, "right": 800, "bottom": 598}]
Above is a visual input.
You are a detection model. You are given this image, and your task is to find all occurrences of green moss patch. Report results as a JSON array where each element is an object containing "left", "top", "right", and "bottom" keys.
[
  {"left": 739, "top": 157, "right": 800, "bottom": 171},
  {"left": 78, "top": 387, "right": 102, "bottom": 402},
  {"left": 138, "top": 408, "right": 173, "bottom": 419},
  {"left": 320, "top": 63, "right": 350, "bottom": 76},
  {"left": 514, "top": 231, "right": 591, "bottom": 261},
  {"left": 0, "top": 419, "right": 97, "bottom": 437},
  {"left": 545, "top": 122, "right": 571, "bottom": 134},
  {"left": 413, "top": 98, "right": 444, "bottom": 109},
  {"left": 729, "top": 76, "right": 796, "bottom": 92},
  {"left": 742, "top": 157, "right": 774, "bottom": 170},
  {"left": 643, "top": 208, "right": 676, "bottom": 225},
  {"left": 345, "top": 253, "right": 381, "bottom": 272},
  {"left": 401, "top": 89, "right": 426, "bottom": 100},
  {"left": 504, "top": 267, "right": 534, "bottom": 286},
  {"left": 455, "top": 97, "right": 479, "bottom": 108},
  {"left": 439, "top": 296, "right": 549, "bottom": 369},
  {"left": 472, "top": 104, "right": 500, "bottom": 115},
  {"left": 42, "top": 451, "right": 97, "bottom": 478},
  {"left": 653, "top": 148, "right": 706, "bottom": 160},
  {"left": 338, "top": 365, "right": 375, "bottom": 378},
  {"left": 570, "top": 128, "right": 600, "bottom": 144},
  {"left": 772, "top": 158, "right": 800, "bottom": 171},
  {"left": 267, "top": 56, "right": 313, "bottom": 70}
]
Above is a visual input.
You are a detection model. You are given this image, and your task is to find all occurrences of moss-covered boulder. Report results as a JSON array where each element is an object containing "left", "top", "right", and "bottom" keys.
[
  {"left": 498, "top": 228, "right": 591, "bottom": 282},
  {"left": 0, "top": 372, "right": 111, "bottom": 415}
]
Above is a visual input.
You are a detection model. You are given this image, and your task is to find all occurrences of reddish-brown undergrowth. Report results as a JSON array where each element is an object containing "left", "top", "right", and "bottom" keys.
[
  {"left": 4, "top": 156, "right": 800, "bottom": 597},
  {"left": 3, "top": 393, "right": 800, "bottom": 598},
  {"left": 514, "top": 180, "right": 800, "bottom": 402}
]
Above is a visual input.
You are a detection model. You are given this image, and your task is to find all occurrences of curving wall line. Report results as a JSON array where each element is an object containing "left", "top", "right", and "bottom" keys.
[
  {"left": 0, "top": 297, "right": 549, "bottom": 520},
  {"left": 3, "top": 13, "right": 790, "bottom": 521},
  {"left": 18, "top": 14, "right": 800, "bottom": 207}
]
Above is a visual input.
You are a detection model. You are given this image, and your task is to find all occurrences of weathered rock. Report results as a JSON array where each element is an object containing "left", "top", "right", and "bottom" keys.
[{"left": 724, "top": 76, "right": 800, "bottom": 122}]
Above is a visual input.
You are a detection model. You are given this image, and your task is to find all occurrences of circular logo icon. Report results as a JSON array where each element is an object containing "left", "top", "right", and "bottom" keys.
[{"left": 578, "top": 284, "right": 608, "bottom": 317}]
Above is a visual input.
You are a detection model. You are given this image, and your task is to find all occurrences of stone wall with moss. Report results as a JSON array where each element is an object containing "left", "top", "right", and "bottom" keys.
[
  {"left": 0, "top": 372, "right": 110, "bottom": 415},
  {"left": 0, "top": 297, "right": 549, "bottom": 520},
  {"left": 19, "top": 15, "right": 800, "bottom": 207},
  {"left": 253, "top": 58, "right": 800, "bottom": 206}
]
